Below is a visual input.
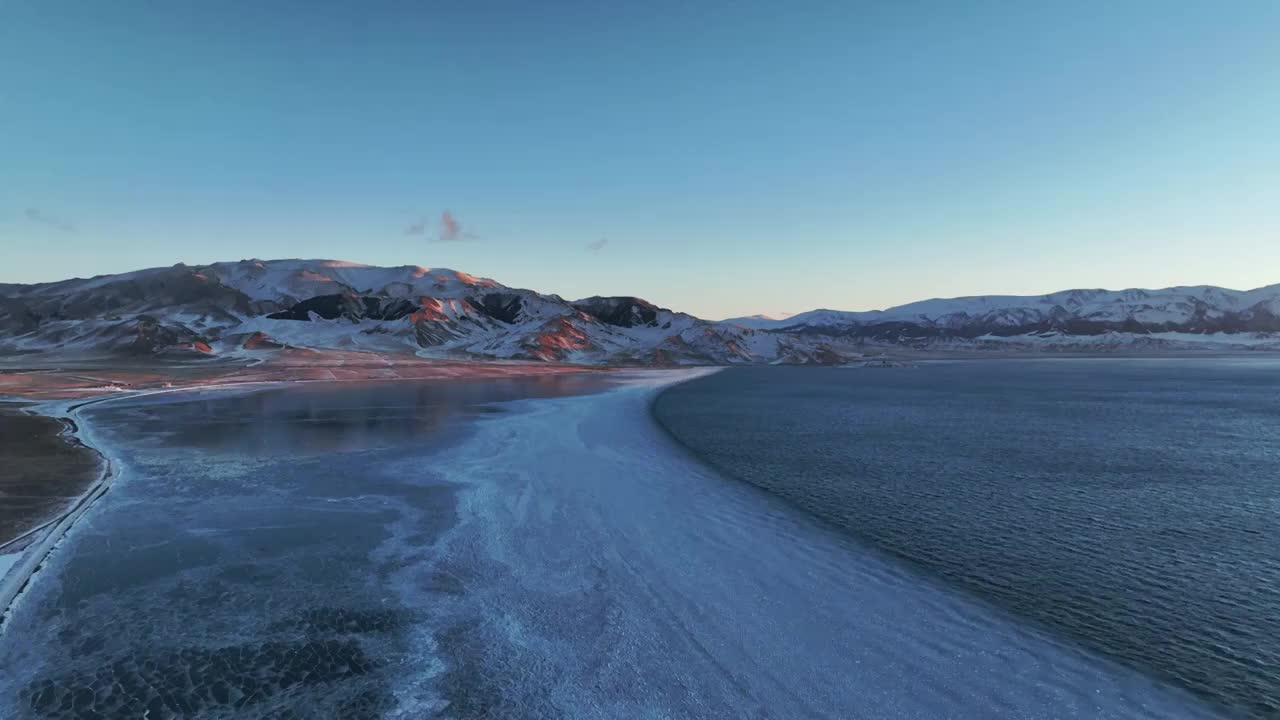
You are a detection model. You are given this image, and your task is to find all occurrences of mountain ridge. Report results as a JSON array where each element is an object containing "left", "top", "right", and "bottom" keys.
[
  {"left": 733, "top": 283, "right": 1280, "bottom": 328},
  {"left": 2, "top": 259, "right": 1278, "bottom": 363}
]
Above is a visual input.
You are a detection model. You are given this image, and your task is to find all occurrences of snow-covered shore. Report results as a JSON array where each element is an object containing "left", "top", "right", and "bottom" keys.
[
  {"left": 0, "top": 400, "right": 116, "bottom": 629},
  {"left": 377, "top": 369, "right": 1222, "bottom": 718}
]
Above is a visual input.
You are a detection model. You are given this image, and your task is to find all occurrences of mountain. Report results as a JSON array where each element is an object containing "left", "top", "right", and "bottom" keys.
[
  {"left": 0, "top": 259, "right": 819, "bottom": 364},
  {"left": 717, "top": 313, "right": 790, "bottom": 330},
  {"left": 728, "top": 286, "right": 1280, "bottom": 351},
  {"left": 1, "top": 259, "right": 1277, "bottom": 364}
]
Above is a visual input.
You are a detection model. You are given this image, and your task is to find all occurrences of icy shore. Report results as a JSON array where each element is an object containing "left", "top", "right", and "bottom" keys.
[{"left": 378, "top": 369, "right": 1223, "bottom": 718}]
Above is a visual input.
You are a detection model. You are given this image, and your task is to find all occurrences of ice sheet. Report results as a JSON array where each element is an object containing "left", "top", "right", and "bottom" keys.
[
  {"left": 0, "top": 369, "right": 1226, "bottom": 718},
  {"left": 0, "top": 553, "right": 20, "bottom": 582},
  {"left": 375, "top": 368, "right": 1223, "bottom": 718}
]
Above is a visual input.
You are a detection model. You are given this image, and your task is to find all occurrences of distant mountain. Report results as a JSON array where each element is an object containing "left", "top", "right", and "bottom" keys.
[
  {"left": 726, "top": 286, "right": 1280, "bottom": 351},
  {"left": 717, "top": 313, "right": 790, "bottom": 330},
  {"left": 1, "top": 260, "right": 1277, "bottom": 364}
]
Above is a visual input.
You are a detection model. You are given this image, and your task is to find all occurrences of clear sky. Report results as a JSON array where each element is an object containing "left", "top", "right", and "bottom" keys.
[{"left": 2, "top": 1, "right": 1278, "bottom": 319}]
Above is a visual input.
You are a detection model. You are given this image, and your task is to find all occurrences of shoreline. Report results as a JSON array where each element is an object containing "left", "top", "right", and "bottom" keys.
[
  {"left": 0, "top": 407, "right": 101, "bottom": 554},
  {"left": 3, "top": 349, "right": 1278, "bottom": 398},
  {"left": 0, "top": 350, "right": 615, "bottom": 401},
  {"left": 0, "top": 400, "right": 114, "bottom": 627}
]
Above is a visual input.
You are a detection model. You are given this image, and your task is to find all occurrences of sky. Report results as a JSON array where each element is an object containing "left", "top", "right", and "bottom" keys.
[{"left": 2, "top": 1, "right": 1278, "bottom": 319}]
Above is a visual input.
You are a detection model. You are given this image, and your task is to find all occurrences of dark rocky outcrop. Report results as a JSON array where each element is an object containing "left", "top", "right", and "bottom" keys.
[
  {"left": 267, "top": 295, "right": 418, "bottom": 322},
  {"left": 466, "top": 293, "right": 525, "bottom": 324},
  {"left": 572, "top": 297, "right": 665, "bottom": 328}
]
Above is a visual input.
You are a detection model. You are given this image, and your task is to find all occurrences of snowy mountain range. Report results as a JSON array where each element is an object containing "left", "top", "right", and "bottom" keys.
[{"left": 1, "top": 259, "right": 1278, "bottom": 364}]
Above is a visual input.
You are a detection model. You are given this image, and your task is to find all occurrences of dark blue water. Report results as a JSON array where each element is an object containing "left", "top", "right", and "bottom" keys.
[{"left": 652, "top": 359, "right": 1280, "bottom": 719}]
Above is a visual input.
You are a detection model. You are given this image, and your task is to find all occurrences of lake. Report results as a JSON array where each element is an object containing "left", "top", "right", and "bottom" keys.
[{"left": 653, "top": 359, "right": 1280, "bottom": 718}]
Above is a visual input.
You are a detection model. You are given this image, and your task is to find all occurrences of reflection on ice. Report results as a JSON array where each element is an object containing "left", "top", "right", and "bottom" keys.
[
  {"left": 0, "top": 375, "right": 606, "bottom": 719},
  {"left": 97, "top": 375, "right": 612, "bottom": 455}
]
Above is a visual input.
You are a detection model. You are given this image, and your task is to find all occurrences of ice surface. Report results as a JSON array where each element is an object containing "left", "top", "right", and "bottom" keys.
[
  {"left": 0, "top": 552, "right": 20, "bottom": 582},
  {"left": 0, "top": 371, "right": 1227, "bottom": 718},
  {"left": 374, "top": 369, "right": 1222, "bottom": 718}
]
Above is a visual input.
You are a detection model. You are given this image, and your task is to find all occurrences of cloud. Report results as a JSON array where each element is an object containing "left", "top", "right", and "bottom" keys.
[
  {"left": 24, "top": 207, "right": 76, "bottom": 233},
  {"left": 586, "top": 237, "right": 608, "bottom": 253},
  {"left": 403, "top": 217, "right": 428, "bottom": 236},
  {"left": 439, "top": 210, "right": 462, "bottom": 242},
  {"left": 404, "top": 210, "right": 477, "bottom": 242}
]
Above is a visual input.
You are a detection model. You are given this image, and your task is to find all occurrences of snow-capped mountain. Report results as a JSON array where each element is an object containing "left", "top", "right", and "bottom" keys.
[
  {"left": 1, "top": 259, "right": 1278, "bottom": 364},
  {"left": 717, "top": 313, "right": 791, "bottom": 330},
  {"left": 0, "top": 259, "right": 812, "bottom": 364},
  {"left": 722, "top": 286, "right": 1280, "bottom": 352}
]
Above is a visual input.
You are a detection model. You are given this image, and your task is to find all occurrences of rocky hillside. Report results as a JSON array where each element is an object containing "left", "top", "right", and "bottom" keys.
[
  {"left": 2, "top": 259, "right": 1277, "bottom": 363},
  {"left": 0, "top": 259, "right": 828, "bottom": 364}
]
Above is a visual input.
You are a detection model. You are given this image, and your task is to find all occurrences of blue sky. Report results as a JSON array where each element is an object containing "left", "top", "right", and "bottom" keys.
[{"left": 2, "top": 1, "right": 1278, "bottom": 319}]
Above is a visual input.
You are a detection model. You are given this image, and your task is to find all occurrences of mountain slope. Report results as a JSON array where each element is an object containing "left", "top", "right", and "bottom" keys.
[
  {"left": 2, "top": 260, "right": 1278, "bottom": 363},
  {"left": 0, "top": 259, "right": 812, "bottom": 364},
  {"left": 724, "top": 285, "right": 1280, "bottom": 350}
]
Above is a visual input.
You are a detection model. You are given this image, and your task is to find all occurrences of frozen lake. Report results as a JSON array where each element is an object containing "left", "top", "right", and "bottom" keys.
[
  {"left": 655, "top": 359, "right": 1280, "bottom": 717},
  {"left": 0, "top": 371, "right": 1222, "bottom": 718}
]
